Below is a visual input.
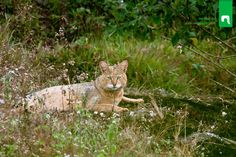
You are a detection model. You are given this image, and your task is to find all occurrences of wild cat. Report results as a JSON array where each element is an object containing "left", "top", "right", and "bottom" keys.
[{"left": 25, "top": 60, "right": 144, "bottom": 112}]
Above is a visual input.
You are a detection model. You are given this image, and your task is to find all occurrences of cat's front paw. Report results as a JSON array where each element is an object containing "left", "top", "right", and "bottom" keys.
[
  {"left": 137, "top": 98, "right": 144, "bottom": 103},
  {"left": 114, "top": 106, "right": 129, "bottom": 113}
]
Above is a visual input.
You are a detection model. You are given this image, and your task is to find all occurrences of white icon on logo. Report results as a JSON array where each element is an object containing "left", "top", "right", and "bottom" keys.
[{"left": 221, "top": 15, "right": 230, "bottom": 24}]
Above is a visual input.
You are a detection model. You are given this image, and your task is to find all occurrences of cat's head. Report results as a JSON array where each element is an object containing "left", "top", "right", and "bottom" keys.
[{"left": 98, "top": 60, "right": 128, "bottom": 92}]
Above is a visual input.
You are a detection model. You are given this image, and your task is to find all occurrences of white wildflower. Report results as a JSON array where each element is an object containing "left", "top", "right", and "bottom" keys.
[
  {"left": 8, "top": 70, "right": 16, "bottom": 75},
  {"left": 112, "top": 120, "right": 117, "bottom": 124},
  {"left": 112, "top": 112, "right": 120, "bottom": 118},
  {"left": 222, "top": 111, "right": 227, "bottom": 117},
  {"left": 177, "top": 45, "right": 182, "bottom": 49},
  {"left": 44, "top": 113, "right": 50, "bottom": 120},
  {"left": 149, "top": 111, "right": 156, "bottom": 117},
  {"left": 0, "top": 99, "right": 5, "bottom": 105},
  {"left": 129, "top": 111, "right": 135, "bottom": 116},
  {"left": 77, "top": 110, "right": 81, "bottom": 115},
  {"left": 100, "top": 112, "right": 105, "bottom": 117},
  {"left": 68, "top": 60, "right": 75, "bottom": 66},
  {"left": 67, "top": 131, "right": 72, "bottom": 135}
]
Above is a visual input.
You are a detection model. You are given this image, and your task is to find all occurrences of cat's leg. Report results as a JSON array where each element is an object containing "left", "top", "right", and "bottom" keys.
[
  {"left": 88, "top": 104, "right": 129, "bottom": 112},
  {"left": 122, "top": 96, "right": 144, "bottom": 103}
]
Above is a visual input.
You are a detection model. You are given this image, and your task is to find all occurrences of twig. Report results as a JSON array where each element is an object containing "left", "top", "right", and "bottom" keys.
[
  {"left": 150, "top": 96, "right": 164, "bottom": 119},
  {"left": 225, "top": 36, "right": 236, "bottom": 42},
  {"left": 193, "top": 45, "right": 236, "bottom": 59},
  {"left": 210, "top": 79, "right": 235, "bottom": 93},
  {"left": 180, "top": 132, "right": 236, "bottom": 150},
  {"left": 162, "top": 35, "right": 236, "bottom": 58},
  {"left": 189, "top": 47, "right": 236, "bottom": 78},
  {"left": 217, "top": 55, "right": 236, "bottom": 59},
  {"left": 161, "top": 35, "right": 236, "bottom": 78},
  {"left": 198, "top": 26, "right": 236, "bottom": 53}
]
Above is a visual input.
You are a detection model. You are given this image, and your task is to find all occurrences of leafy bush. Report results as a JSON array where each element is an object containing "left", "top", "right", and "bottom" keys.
[
  {"left": 2, "top": 0, "right": 235, "bottom": 47},
  {"left": 1, "top": 1, "right": 236, "bottom": 157}
]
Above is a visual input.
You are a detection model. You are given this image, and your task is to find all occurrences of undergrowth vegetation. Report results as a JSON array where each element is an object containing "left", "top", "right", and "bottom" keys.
[{"left": 0, "top": 0, "right": 236, "bottom": 157}]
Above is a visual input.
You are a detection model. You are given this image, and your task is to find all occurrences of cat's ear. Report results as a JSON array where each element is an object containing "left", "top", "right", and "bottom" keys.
[
  {"left": 119, "top": 60, "right": 128, "bottom": 73},
  {"left": 99, "top": 61, "right": 109, "bottom": 73}
]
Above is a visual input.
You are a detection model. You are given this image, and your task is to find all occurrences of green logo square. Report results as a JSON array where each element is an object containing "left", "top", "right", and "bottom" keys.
[{"left": 219, "top": 0, "right": 233, "bottom": 27}]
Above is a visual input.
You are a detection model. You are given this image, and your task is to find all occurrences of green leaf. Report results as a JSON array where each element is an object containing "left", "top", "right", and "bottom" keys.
[
  {"left": 189, "top": 32, "right": 196, "bottom": 37},
  {"left": 153, "top": 16, "right": 161, "bottom": 25},
  {"left": 171, "top": 32, "right": 180, "bottom": 46}
]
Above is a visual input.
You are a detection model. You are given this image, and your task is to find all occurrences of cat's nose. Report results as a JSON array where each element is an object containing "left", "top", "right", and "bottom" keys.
[
  {"left": 111, "top": 80, "right": 117, "bottom": 87},
  {"left": 112, "top": 83, "right": 117, "bottom": 88}
]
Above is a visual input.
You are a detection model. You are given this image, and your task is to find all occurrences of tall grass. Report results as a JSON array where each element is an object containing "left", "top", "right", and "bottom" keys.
[
  {"left": 0, "top": 108, "right": 197, "bottom": 157},
  {"left": 1, "top": 21, "right": 236, "bottom": 156}
]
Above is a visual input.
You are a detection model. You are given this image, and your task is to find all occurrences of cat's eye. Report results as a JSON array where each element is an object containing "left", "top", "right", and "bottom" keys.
[
  {"left": 107, "top": 76, "right": 112, "bottom": 79},
  {"left": 116, "top": 75, "right": 121, "bottom": 79}
]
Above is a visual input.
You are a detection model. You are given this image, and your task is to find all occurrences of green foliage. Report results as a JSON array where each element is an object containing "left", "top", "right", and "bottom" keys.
[
  {"left": 0, "top": 1, "right": 236, "bottom": 157},
  {"left": 1, "top": 0, "right": 235, "bottom": 50},
  {"left": 0, "top": 107, "right": 190, "bottom": 156}
]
